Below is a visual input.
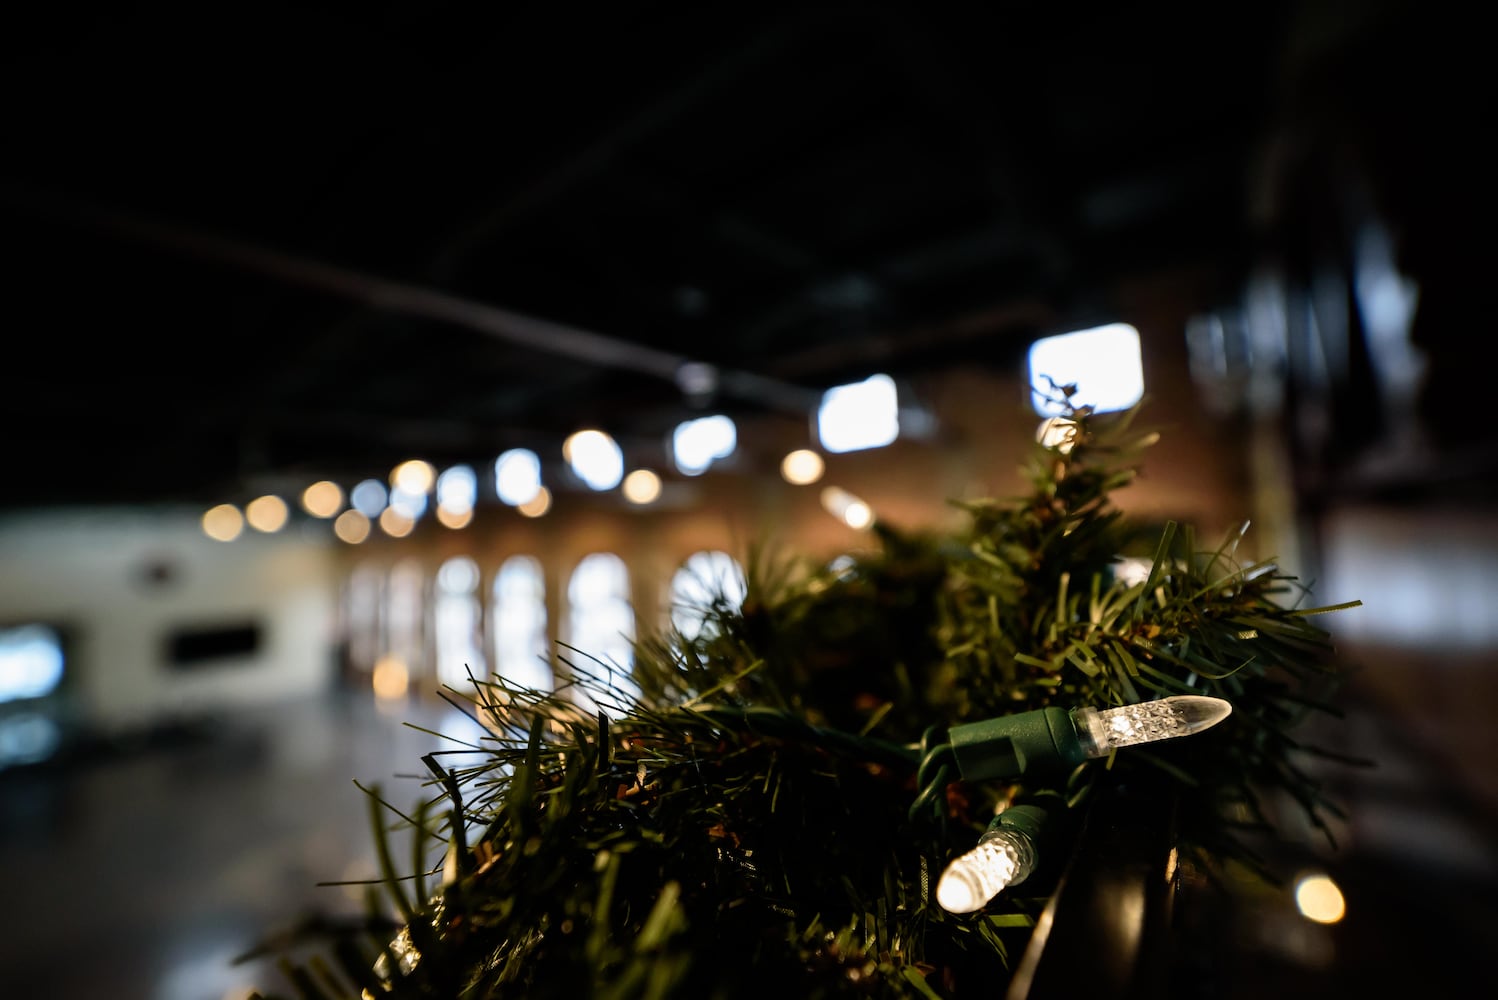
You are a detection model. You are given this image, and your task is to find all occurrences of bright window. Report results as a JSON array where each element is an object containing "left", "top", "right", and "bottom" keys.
[
  {"left": 672, "top": 415, "right": 737, "bottom": 475},
  {"left": 0, "top": 624, "right": 64, "bottom": 704},
  {"left": 1027, "top": 323, "right": 1144, "bottom": 416},
  {"left": 437, "top": 464, "right": 478, "bottom": 516},
  {"left": 564, "top": 430, "right": 624, "bottom": 491},
  {"left": 343, "top": 562, "right": 384, "bottom": 674},
  {"left": 386, "top": 557, "right": 427, "bottom": 682},
  {"left": 565, "top": 553, "right": 636, "bottom": 700},
  {"left": 435, "top": 556, "right": 485, "bottom": 691},
  {"left": 492, "top": 555, "right": 552, "bottom": 691},
  {"left": 668, "top": 551, "right": 746, "bottom": 641},
  {"left": 817, "top": 374, "right": 899, "bottom": 453},
  {"left": 494, "top": 449, "right": 542, "bottom": 506}
]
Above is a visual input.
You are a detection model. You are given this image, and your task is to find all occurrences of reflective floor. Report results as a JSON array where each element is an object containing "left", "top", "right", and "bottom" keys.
[
  {"left": 1171, "top": 653, "right": 1498, "bottom": 999},
  {"left": 2, "top": 655, "right": 1495, "bottom": 1000},
  {"left": 0, "top": 688, "right": 488, "bottom": 1000}
]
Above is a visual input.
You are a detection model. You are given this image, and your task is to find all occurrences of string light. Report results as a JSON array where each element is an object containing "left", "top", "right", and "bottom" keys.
[
  {"left": 936, "top": 806, "right": 1047, "bottom": 914},
  {"left": 780, "top": 449, "right": 825, "bottom": 485},
  {"left": 945, "top": 694, "right": 1232, "bottom": 783},
  {"left": 1071, "top": 696, "right": 1232, "bottom": 758},
  {"left": 201, "top": 503, "right": 244, "bottom": 542},
  {"left": 245, "top": 494, "right": 289, "bottom": 533},
  {"left": 300, "top": 480, "right": 344, "bottom": 518},
  {"left": 334, "top": 509, "right": 371, "bottom": 543},
  {"left": 934, "top": 696, "right": 1231, "bottom": 914}
]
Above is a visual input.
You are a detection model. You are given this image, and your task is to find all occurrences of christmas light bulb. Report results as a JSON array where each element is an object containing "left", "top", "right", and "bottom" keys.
[
  {"left": 1071, "top": 694, "right": 1232, "bottom": 758},
  {"left": 934, "top": 802, "right": 1052, "bottom": 914},
  {"left": 946, "top": 694, "right": 1233, "bottom": 783},
  {"left": 936, "top": 824, "right": 1037, "bottom": 913}
]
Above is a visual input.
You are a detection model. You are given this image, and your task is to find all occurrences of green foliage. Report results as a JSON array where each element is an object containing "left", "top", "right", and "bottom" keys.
[{"left": 246, "top": 400, "right": 1361, "bottom": 999}]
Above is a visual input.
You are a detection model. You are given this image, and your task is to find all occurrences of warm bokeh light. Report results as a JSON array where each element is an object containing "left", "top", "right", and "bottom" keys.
[
  {"left": 1036, "top": 416, "right": 1079, "bottom": 454},
  {"left": 1294, "top": 873, "right": 1346, "bottom": 924},
  {"left": 820, "top": 485, "right": 874, "bottom": 530},
  {"left": 300, "top": 480, "right": 344, "bottom": 518},
  {"left": 333, "top": 509, "right": 371, "bottom": 544},
  {"left": 202, "top": 504, "right": 244, "bottom": 542},
  {"left": 371, "top": 655, "right": 410, "bottom": 701},
  {"left": 780, "top": 449, "right": 825, "bottom": 485},
  {"left": 245, "top": 494, "right": 290, "bottom": 533},
  {"left": 843, "top": 500, "right": 873, "bottom": 529},
  {"left": 517, "top": 486, "right": 552, "bottom": 518},
  {"left": 622, "top": 469, "right": 662, "bottom": 504},
  {"left": 390, "top": 458, "right": 437, "bottom": 495},
  {"left": 380, "top": 507, "right": 416, "bottom": 538},
  {"left": 437, "top": 505, "right": 473, "bottom": 529},
  {"left": 1113, "top": 556, "right": 1154, "bottom": 587}
]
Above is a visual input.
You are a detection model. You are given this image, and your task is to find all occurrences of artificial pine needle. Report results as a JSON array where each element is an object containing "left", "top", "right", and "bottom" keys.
[{"left": 246, "top": 400, "right": 1363, "bottom": 999}]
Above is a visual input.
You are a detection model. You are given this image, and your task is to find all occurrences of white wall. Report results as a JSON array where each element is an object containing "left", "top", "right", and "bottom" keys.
[{"left": 0, "top": 507, "right": 339, "bottom": 732}]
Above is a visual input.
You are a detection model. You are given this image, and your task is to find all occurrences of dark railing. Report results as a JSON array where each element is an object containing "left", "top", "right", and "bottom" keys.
[{"left": 1006, "top": 773, "right": 1181, "bottom": 1000}]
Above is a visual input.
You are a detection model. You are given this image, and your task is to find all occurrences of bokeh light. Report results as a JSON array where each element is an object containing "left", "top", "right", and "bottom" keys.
[
  {"left": 1294, "top": 873, "right": 1347, "bottom": 924},
  {"left": 622, "top": 469, "right": 662, "bottom": 505},
  {"left": 390, "top": 459, "right": 437, "bottom": 495},
  {"left": 202, "top": 504, "right": 244, "bottom": 542},
  {"left": 563, "top": 430, "right": 623, "bottom": 490},
  {"left": 300, "top": 480, "right": 344, "bottom": 518},
  {"left": 333, "top": 509, "right": 371, "bottom": 544},
  {"left": 245, "top": 495, "right": 289, "bottom": 533},
  {"left": 780, "top": 449, "right": 825, "bottom": 485},
  {"left": 380, "top": 508, "right": 416, "bottom": 538},
  {"left": 517, "top": 486, "right": 552, "bottom": 518}
]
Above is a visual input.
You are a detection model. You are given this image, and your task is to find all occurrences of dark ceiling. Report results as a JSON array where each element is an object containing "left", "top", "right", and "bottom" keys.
[{"left": 1, "top": 1, "right": 1487, "bottom": 513}]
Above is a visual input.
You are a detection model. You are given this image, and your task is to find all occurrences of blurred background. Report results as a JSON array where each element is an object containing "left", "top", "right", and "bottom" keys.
[{"left": 2, "top": 2, "right": 1494, "bottom": 997}]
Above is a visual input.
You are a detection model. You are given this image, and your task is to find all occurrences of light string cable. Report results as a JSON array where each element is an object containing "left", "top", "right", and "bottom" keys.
[
  {"left": 689, "top": 704, "right": 921, "bottom": 771},
  {"left": 908, "top": 727, "right": 959, "bottom": 832}
]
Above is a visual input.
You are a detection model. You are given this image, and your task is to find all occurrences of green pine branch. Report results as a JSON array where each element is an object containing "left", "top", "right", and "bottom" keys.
[{"left": 247, "top": 398, "right": 1362, "bottom": 999}]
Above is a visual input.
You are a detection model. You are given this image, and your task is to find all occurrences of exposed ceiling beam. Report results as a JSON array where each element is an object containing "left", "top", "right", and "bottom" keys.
[
  {"left": 426, "top": 10, "right": 822, "bottom": 280},
  {"left": 4, "top": 182, "right": 826, "bottom": 415}
]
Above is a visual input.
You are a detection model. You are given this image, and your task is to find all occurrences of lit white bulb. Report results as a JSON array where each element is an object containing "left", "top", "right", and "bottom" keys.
[
  {"left": 935, "top": 825, "right": 1038, "bottom": 914},
  {"left": 1072, "top": 694, "right": 1231, "bottom": 758}
]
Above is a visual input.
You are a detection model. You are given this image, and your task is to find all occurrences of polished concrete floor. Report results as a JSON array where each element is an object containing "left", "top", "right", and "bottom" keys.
[
  {"left": 2, "top": 662, "right": 1495, "bottom": 1000},
  {"left": 0, "top": 689, "right": 490, "bottom": 1000}
]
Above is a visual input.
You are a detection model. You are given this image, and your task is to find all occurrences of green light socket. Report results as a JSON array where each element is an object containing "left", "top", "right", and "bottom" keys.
[
  {"left": 947, "top": 706, "right": 1087, "bottom": 782},
  {"left": 991, "top": 802, "right": 1052, "bottom": 842}
]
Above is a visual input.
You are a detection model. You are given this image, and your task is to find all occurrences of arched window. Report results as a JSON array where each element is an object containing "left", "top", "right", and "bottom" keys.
[
  {"left": 565, "top": 552, "right": 636, "bottom": 700},
  {"left": 385, "top": 557, "right": 428, "bottom": 683},
  {"left": 668, "top": 550, "right": 746, "bottom": 641},
  {"left": 435, "top": 556, "right": 485, "bottom": 691},
  {"left": 343, "top": 561, "right": 385, "bottom": 676},
  {"left": 492, "top": 555, "right": 552, "bottom": 692}
]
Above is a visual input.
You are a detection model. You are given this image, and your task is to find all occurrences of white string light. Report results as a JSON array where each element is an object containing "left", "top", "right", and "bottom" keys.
[
  {"left": 1072, "top": 695, "right": 1233, "bottom": 758},
  {"left": 947, "top": 694, "right": 1233, "bottom": 783},
  {"left": 936, "top": 696, "right": 1234, "bottom": 913},
  {"left": 936, "top": 819, "right": 1039, "bottom": 914}
]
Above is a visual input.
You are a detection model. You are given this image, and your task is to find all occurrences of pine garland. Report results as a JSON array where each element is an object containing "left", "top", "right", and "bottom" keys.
[{"left": 244, "top": 399, "right": 1362, "bottom": 998}]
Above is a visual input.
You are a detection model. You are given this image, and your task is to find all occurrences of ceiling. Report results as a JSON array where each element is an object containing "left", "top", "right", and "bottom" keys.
[{"left": 1, "top": 1, "right": 1484, "bottom": 513}]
